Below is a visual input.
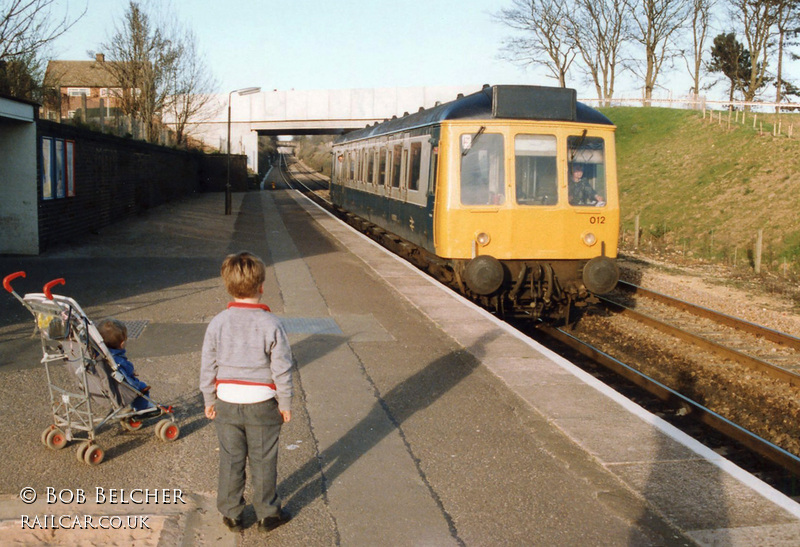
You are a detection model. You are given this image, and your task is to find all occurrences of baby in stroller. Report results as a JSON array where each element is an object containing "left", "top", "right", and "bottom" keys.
[{"left": 97, "top": 318, "right": 154, "bottom": 412}]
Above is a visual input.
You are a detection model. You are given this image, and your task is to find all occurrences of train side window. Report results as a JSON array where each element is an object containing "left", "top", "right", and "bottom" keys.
[
  {"left": 409, "top": 142, "right": 421, "bottom": 191},
  {"left": 348, "top": 151, "right": 355, "bottom": 183},
  {"left": 515, "top": 135, "right": 557, "bottom": 206},
  {"left": 460, "top": 132, "right": 505, "bottom": 206},
  {"left": 391, "top": 144, "right": 402, "bottom": 188},
  {"left": 379, "top": 148, "right": 387, "bottom": 185},
  {"left": 367, "top": 149, "right": 375, "bottom": 184},
  {"left": 567, "top": 135, "right": 606, "bottom": 206}
]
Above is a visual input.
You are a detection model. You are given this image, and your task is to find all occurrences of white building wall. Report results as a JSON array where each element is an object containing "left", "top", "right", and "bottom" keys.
[{"left": 0, "top": 99, "right": 38, "bottom": 255}]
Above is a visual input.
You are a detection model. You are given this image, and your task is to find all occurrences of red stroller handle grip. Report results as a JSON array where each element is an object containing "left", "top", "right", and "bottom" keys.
[
  {"left": 44, "top": 278, "right": 66, "bottom": 300},
  {"left": 3, "top": 271, "right": 26, "bottom": 293}
]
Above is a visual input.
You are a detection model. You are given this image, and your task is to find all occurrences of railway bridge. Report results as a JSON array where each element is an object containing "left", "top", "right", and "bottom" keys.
[{"left": 185, "top": 85, "right": 484, "bottom": 171}]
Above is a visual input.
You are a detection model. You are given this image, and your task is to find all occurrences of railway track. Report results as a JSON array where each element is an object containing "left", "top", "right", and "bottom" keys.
[
  {"left": 277, "top": 155, "right": 800, "bottom": 487},
  {"left": 604, "top": 280, "right": 800, "bottom": 385}
]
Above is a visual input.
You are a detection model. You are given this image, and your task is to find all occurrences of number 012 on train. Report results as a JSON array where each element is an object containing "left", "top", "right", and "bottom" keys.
[{"left": 330, "top": 85, "right": 619, "bottom": 320}]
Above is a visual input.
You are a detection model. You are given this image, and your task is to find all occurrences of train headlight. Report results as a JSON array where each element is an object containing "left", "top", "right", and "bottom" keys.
[
  {"left": 475, "top": 232, "right": 491, "bottom": 246},
  {"left": 582, "top": 232, "right": 597, "bottom": 247}
]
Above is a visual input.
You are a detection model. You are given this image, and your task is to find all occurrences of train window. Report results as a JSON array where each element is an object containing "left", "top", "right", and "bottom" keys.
[
  {"left": 348, "top": 151, "right": 355, "bottom": 182},
  {"left": 379, "top": 148, "right": 387, "bottom": 185},
  {"left": 391, "top": 144, "right": 402, "bottom": 188},
  {"left": 567, "top": 135, "right": 606, "bottom": 206},
  {"left": 460, "top": 132, "right": 505, "bottom": 206},
  {"left": 515, "top": 135, "right": 557, "bottom": 206},
  {"left": 367, "top": 150, "right": 375, "bottom": 184},
  {"left": 409, "top": 142, "right": 421, "bottom": 191}
]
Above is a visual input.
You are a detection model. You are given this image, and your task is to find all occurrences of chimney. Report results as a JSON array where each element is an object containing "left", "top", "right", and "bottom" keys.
[{"left": 96, "top": 53, "right": 105, "bottom": 63}]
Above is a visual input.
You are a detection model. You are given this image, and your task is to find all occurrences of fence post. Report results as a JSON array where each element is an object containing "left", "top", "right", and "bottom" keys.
[
  {"left": 634, "top": 214, "right": 640, "bottom": 250},
  {"left": 755, "top": 229, "right": 763, "bottom": 274}
]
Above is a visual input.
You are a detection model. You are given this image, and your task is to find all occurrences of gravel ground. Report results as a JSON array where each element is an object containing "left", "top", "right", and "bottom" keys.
[{"left": 579, "top": 252, "right": 800, "bottom": 457}]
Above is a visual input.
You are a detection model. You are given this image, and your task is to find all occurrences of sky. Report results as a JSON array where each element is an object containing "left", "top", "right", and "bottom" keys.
[
  {"left": 46, "top": 0, "right": 767, "bottom": 101},
  {"left": 46, "top": 0, "right": 606, "bottom": 97}
]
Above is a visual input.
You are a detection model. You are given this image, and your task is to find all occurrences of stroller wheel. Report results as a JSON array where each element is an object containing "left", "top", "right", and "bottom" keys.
[
  {"left": 155, "top": 419, "right": 180, "bottom": 442},
  {"left": 45, "top": 428, "right": 68, "bottom": 450},
  {"left": 76, "top": 442, "right": 90, "bottom": 462},
  {"left": 121, "top": 418, "right": 144, "bottom": 432},
  {"left": 41, "top": 426, "right": 54, "bottom": 446},
  {"left": 84, "top": 445, "right": 104, "bottom": 466}
]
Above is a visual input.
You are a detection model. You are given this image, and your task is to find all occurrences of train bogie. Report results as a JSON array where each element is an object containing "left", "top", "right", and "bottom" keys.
[{"left": 330, "top": 85, "right": 620, "bottom": 321}]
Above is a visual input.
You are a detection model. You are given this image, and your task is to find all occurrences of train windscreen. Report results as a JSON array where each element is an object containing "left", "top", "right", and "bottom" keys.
[
  {"left": 460, "top": 131, "right": 505, "bottom": 206},
  {"left": 567, "top": 135, "right": 607, "bottom": 207},
  {"left": 515, "top": 134, "right": 558, "bottom": 206}
]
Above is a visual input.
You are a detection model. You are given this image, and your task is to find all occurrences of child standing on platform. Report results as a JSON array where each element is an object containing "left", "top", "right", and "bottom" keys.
[{"left": 200, "top": 251, "right": 294, "bottom": 533}]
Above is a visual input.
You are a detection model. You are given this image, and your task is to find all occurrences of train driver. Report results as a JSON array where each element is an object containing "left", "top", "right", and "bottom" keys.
[{"left": 568, "top": 163, "right": 605, "bottom": 206}]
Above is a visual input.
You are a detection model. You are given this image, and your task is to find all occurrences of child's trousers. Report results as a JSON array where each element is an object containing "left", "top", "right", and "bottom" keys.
[{"left": 215, "top": 398, "right": 283, "bottom": 520}]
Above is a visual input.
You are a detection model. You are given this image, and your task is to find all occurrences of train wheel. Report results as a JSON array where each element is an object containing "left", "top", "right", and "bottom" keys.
[{"left": 84, "top": 445, "right": 104, "bottom": 466}]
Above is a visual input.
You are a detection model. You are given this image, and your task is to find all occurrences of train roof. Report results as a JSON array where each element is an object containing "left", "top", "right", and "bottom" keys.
[{"left": 335, "top": 85, "right": 613, "bottom": 144}]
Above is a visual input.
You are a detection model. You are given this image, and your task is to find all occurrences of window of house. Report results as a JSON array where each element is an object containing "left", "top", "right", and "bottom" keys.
[
  {"left": 41, "top": 137, "right": 75, "bottom": 200},
  {"left": 68, "top": 88, "right": 90, "bottom": 97}
]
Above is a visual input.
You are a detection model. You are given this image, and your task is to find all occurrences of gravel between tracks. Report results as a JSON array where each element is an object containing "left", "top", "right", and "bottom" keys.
[{"left": 588, "top": 253, "right": 800, "bottom": 457}]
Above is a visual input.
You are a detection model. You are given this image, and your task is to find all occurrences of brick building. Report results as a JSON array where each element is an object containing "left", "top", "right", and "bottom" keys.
[{"left": 42, "top": 53, "right": 124, "bottom": 122}]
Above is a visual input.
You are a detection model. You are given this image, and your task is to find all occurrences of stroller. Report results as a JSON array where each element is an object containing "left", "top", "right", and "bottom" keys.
[{"left": 3, "top": 271, "right": 179, "bottom": 465}]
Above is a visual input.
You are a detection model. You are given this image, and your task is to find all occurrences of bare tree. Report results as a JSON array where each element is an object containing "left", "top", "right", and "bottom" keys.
[
  {"left": 627, "top": 0, "right": 691, "bottom": 104},
  {"left": 681, "top": 0, "right": 715, "bottom": 100},
  {"left": 495, "top": 0, "right": 577, "bottom": 87},
  {"left": 100, "top": 1, "right": 181, "bottom": 142},
  {"left": 566, "top": 0, "right": 630, "bottom": 104},
  {"left": 729, "top": 0, "right": 780, "bottom": 103},
  {"left": 165, "top": 27, "right": 218, "bottom": 145},
  {"left": 774, "top": 0, "right": 800, "bottom": 105},
  {"left": 0, "top": 0, "right": 84, "bottom": 99}
]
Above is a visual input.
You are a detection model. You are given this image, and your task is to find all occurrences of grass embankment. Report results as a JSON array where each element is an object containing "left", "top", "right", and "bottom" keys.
[{"left": 605, "top": 106, "right": 800, "bottom": 269}]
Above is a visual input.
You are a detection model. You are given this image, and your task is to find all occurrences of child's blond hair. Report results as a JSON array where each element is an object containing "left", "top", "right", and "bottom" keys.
[
  {"left": 221, "top": 252, "right": 266, "bottom": 298},
  {"left": 97, "top": 318, "right": 128, "bottom": 349}
]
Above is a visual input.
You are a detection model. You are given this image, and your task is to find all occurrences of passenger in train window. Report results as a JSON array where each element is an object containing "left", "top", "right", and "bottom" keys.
[{"left": 568, "top": 163, "right": 604, "bottom": 206}]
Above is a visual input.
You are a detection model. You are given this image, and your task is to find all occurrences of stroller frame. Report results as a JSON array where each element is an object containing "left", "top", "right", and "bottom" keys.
[{"left": 3, "top": 271, "right": 180, "bottom": 465}]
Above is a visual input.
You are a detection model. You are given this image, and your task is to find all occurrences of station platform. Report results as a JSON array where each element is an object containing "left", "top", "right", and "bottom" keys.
[{"left": 1, "top": 189, "right": 799, "bottom": 546}]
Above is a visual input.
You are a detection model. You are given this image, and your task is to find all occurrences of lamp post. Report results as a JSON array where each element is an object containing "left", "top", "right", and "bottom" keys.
[{"left": 226, "top": 86, "right": 261, "bottom": 215}]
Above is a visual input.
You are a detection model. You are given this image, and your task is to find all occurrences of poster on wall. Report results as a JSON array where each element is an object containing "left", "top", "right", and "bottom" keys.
[
  {"left": 66, "top": 141, "right": 75, "bottom": 196},
  {"left": 42, "top": 137, "right": 53, "bottom": 200},
  {"left": 55, "top": 139, "right": 65, "bottom": 198}
]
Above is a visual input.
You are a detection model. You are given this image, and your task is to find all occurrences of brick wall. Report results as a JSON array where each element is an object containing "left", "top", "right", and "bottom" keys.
[{"left": 36, "top": 121, "right": 247, "bottom": 251}]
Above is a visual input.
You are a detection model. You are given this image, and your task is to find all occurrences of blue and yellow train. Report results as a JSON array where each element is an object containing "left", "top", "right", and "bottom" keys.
[{"left": 330, "top": 85, "right": 619, "bottom": 320}]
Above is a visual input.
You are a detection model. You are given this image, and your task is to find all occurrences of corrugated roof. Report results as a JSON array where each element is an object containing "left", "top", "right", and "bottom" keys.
[{"left": 44, "top": 59, "right": 123, "bottom": 88}]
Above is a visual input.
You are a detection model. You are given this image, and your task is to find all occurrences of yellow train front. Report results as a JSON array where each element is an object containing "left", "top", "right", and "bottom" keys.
[{"left": 330, "top": 85, "right": 619, "bottom": 321}]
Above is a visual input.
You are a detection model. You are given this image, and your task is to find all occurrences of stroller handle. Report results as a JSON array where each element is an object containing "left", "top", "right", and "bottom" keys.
[
  {"left": 44, "top": 278, "right": 66, "bottom": 300},
  {"left": 3, "top": 271, "right": 26, "bottom": 293}
]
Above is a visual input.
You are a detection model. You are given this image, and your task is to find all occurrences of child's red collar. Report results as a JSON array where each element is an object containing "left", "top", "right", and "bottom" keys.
[{"left": 227, "top": 302, "right": 271, "bottom": 312}]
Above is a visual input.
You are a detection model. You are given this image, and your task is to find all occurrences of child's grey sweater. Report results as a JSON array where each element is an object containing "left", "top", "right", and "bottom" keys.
[{"left": 200, "top": 304, "right": 293, "bottom": 412}]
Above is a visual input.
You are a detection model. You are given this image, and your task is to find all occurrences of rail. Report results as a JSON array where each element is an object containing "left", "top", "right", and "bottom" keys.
[{"left": 537, "top": 322, "right": 800, "bottom": 477}]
